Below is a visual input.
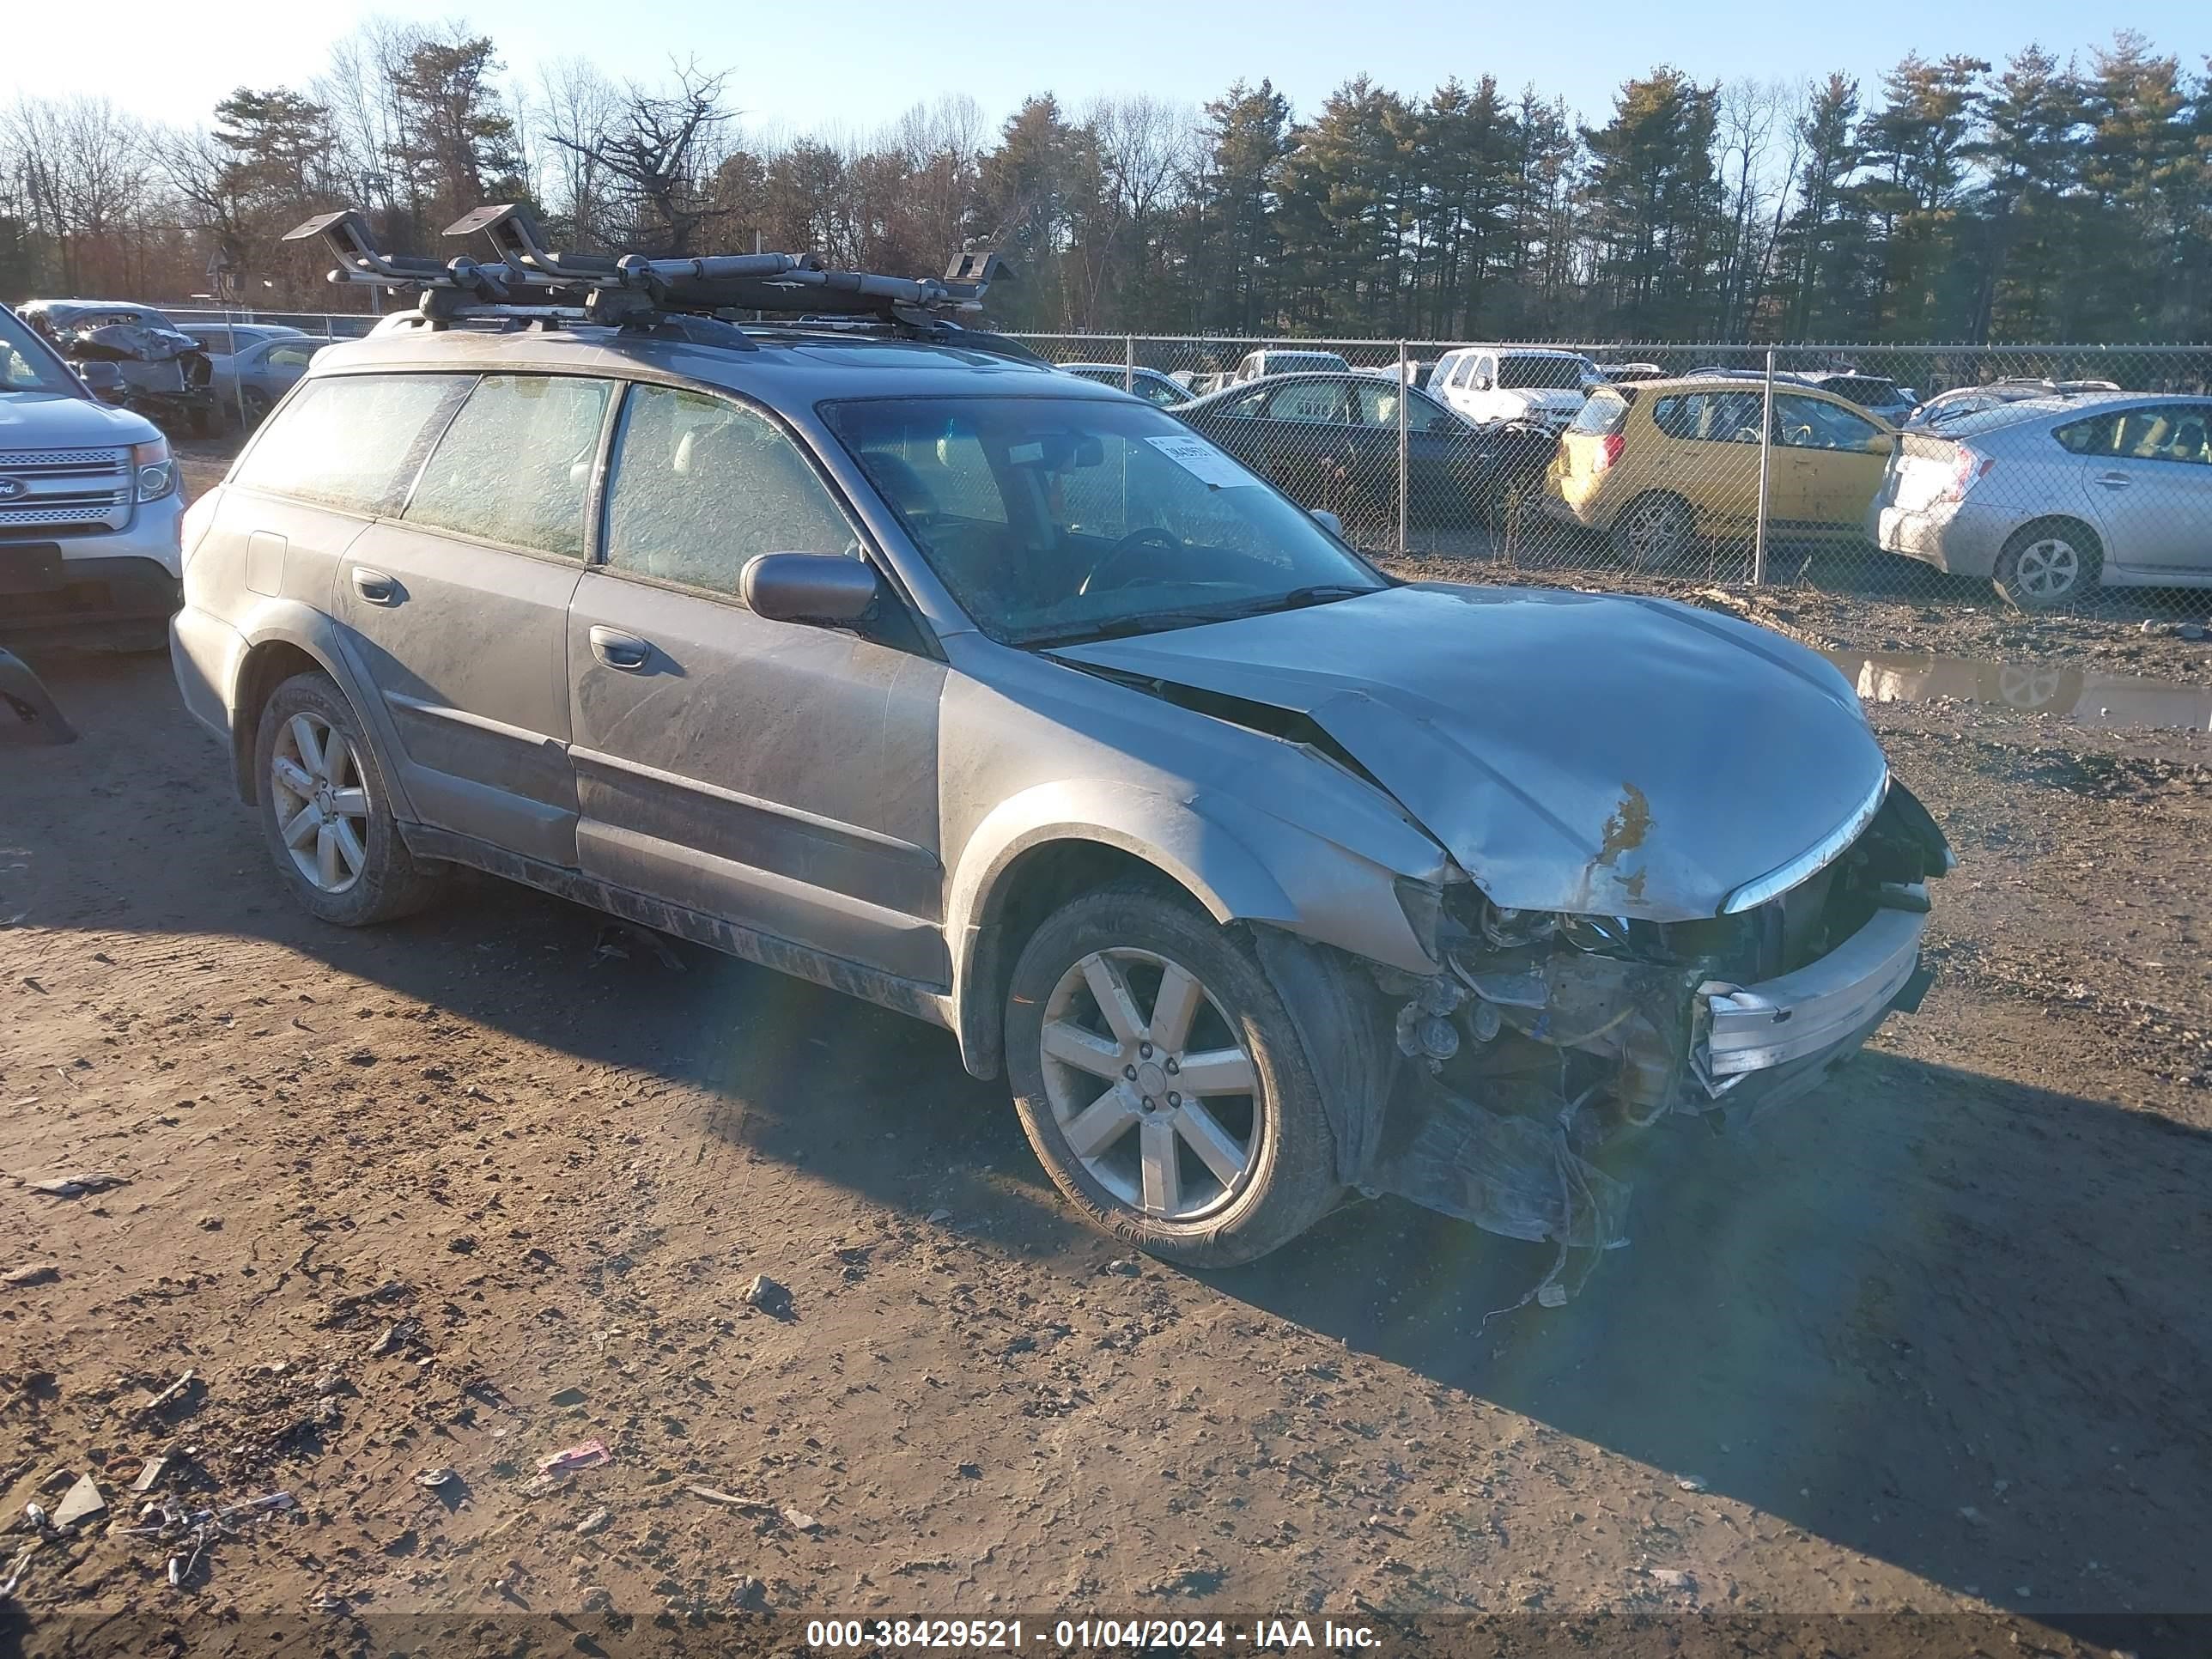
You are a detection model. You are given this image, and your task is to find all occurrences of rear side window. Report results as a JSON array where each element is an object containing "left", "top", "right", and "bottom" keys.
[
  {"left": 233, "top": 374, "right": 465, "bottom": 514},
  {"left": 603, "top": 386, "right": 859, "bottom": 594},
  {"left": 2053, "top": 413, "right": 2121, "bottom": 455},
  {"left": 1571, "top": 390, "right": 1631, "bottom": 436},
  {"left": 404, "top": 374, "right": 614, "bottom": 559}
]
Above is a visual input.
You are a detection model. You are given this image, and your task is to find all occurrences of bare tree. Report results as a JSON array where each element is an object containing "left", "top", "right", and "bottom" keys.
[
  {"left": 529, "top": 58, "right": 622, "bottom": 246},
  {"left": 547, "top": 60, "right": 734, "bottom": 254}
]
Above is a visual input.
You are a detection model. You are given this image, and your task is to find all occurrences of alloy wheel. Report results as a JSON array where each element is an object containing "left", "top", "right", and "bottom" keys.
[
  {"left": 2010, "top": 536, "right": 2081, "bottom": 601},
  {"left": 270, "top": 712, "right": 370, "bottom": 894},
  {"left": 1037, "top": 946, "right": 1261, "bottom": 1221}
]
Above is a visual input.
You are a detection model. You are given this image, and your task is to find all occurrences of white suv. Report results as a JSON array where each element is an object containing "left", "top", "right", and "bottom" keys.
[{"left": 1430, "top": 346, "right": 1599, "bottom": 429}]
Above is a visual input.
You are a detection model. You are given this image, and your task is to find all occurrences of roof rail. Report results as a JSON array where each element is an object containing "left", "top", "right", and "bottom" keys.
[{"left": 283, "top": 205, "right": 1025, "bottom": 349}]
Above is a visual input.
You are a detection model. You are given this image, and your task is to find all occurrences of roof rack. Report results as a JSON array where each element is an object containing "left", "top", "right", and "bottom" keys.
[{"left": 283, "top": 205, "right": 1036, "bottom": 359}]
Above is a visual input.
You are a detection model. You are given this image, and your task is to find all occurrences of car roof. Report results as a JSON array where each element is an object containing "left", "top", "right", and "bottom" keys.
[
  {"left": 1932, "top": 388, "right": 2187, "bottom": 437},
  {"left": 307, "top": 323, "right": 1110, "bottom": 408},
  {"left": 1061, "top": 362, "right": 1171, "bottom": 376}
]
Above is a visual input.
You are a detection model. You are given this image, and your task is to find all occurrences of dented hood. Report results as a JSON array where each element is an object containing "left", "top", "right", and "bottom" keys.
[{"left": 1054, "top": 583, "right": 1887, "bottom": 921}]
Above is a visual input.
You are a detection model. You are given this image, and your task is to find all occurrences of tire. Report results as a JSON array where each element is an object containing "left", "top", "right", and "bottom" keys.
[
  {"left": 1992, "top": 520, "right": 2100, "bottom": 611},
  {"left": 1005, "top": 881, "right": 1341, "bottom": 1267},
  {"left": 1608, "top": 491, "right": 1693, "bottom": 571},
  {"left": 240, "top": 387, "right": 271, "bottom": 428},
  {"left": 254, "top": 672, "right": 443, "bottom": 926}
]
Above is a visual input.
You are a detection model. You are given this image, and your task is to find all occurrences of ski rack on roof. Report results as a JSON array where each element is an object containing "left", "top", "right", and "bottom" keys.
[{"left": 283, "top": 204, "right": 1037, "bottom": 359}]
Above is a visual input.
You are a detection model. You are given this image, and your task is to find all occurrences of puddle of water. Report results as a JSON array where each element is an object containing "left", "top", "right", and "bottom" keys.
[{"left": 1824, "top": 649, "right": 2212, "bottom": 733}]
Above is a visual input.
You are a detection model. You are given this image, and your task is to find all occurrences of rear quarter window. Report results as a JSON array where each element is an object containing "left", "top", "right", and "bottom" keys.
[
  {"left": 1570, "top": 390, "right": 1632, "bottom": 436},
  {"left": 232, "top": 373, "right": 468, "bottom": 515}
]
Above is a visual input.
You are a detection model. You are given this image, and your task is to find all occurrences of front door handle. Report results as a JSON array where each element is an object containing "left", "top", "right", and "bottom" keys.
[
  {"left": 350, "top": 567, "right": 398, "bottom": 605},
  {"left": 2092, "top": 471, "right": 2132, "bottom": 489},
  {"left": 588, "top": 625, "right": 652, "bottom": 671}
]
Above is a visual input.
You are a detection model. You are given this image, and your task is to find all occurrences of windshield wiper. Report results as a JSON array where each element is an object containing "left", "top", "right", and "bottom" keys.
[
  {"left": 1018, "top": 611, "right": 1241, "bottom": 649},
  {"left": 1020, "top": 586, "right": 1377, "bottom": 650}
]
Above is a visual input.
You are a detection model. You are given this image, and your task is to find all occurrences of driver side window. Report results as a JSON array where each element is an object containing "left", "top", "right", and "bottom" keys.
[{"left": 603, "top": 385, "right": 859, "bottom": 594}]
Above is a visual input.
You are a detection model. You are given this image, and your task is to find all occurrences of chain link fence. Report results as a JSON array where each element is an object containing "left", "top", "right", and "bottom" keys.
[
  {"left": 1021, "top": 334, "right": 2212, "bottom": 627},
  {"left": 145, "top": 307, "right": 2212, "bottom": 630}
]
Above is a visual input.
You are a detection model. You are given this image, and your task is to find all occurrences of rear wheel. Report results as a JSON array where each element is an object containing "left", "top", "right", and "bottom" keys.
[
  {"left": 1005, "top": 883, "right": 1340, "bottom": 1267},
  {"left": 1608, "top": 491, "right": 1693, "bottom": 570},
  {"left": 254, "top": 672, "right": 444, "bottom": 926},
  {"left": 240, "top": 386, "right": 271, "bottom": 428},
  {"left": 1992, "top": 520, "right": 2100, "bottom": 611}
]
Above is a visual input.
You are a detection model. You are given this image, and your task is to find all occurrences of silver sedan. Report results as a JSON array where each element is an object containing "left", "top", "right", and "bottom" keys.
[{"left": 1871, "top": 391, "right": 2212, "bottom": 608}]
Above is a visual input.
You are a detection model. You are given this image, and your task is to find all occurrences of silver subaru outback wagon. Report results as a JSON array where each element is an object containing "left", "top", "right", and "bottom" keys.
[{"left": 170, "top": 319, "right": 1948, "bottom": 1276}]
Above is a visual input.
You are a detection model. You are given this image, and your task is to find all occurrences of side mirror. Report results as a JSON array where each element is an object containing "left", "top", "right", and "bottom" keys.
[
  {"left": 740, "top": 552, "right": 884, "bottom": 626},
  {"left": 1866, "top": 433, "right": 1895, "bottom": 456},
  {"left": 1310, "top": 509, "right": 1345, "bottom": 538},
  {"left": 76, "top": 361, "right": 125, "bottom": 398}
]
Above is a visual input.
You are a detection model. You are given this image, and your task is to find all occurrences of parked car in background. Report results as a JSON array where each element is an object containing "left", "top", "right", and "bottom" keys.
[
  {"left": 174, "top": 322, "right": 309, "bottom": 358},
  {"left": 1354, "top": 358, "right": 1441, "bottom": 387},
  {"left": 0, "top": 301, "right": 185, "bottom": 650},
  {"left": 1178, "top": 371, "right": 1559, "bottom": 541},
  {"left": 1902, "top": 379, "right": 2121, "bottom": 431},
  {"left": 1802, "top": 371, "right": 1918, "bottom": 425},
  {"left": 1428, "top": 347, "right": 1599, "bottom": 430},
  {"left": 208, "top": 335, "right": 323, "bottom": 427},
  {"left": 1546, "top": 375, "right": 1897, "bottom": 566},
  {"left": 17, "top": 299, "right": 216, "bottom": 435},
  {"left": 1594, "top": 362, "right": 1667, "bottom": 383},
  {"left": 1060, "top": 362, "right": 1193, "bottom": 408},
  {"left": 1870, "top": 392, "right": 2212, "bottom": 610},
  {"left": 1228, "top": 347, "right": 1352, "bottom": 385}
]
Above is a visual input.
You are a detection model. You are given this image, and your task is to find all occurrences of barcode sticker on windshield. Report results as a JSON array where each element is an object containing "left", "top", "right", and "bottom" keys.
[{"left": 1145, "top": 433, "right": 1259, "bottom": 489}]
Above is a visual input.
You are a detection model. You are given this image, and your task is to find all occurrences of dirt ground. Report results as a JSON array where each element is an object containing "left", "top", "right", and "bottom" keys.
[{"left": 2, "top": 453, "right": 2209, "bottom": 1656}]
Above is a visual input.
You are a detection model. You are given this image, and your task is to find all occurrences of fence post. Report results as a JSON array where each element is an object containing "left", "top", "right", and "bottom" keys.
[
  {"left": 1397, "top": 340, "right": 1410, "bottom": 557},
  {"left": 1753, "top": 346, "right": 1775, "bottom": 586},
  {"left": 1123, "top": 334, "right": 1135, "bottom": 395}
]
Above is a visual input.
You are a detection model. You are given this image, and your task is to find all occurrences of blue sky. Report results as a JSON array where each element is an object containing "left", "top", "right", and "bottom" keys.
[{"left": 9, "top": 0, "right": 2207, "bottom": 136}]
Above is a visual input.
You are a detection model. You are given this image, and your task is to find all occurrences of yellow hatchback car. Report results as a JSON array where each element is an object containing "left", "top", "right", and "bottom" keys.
[{"left": 1546, "top": 376, "right": 1899, "bottom": 565}]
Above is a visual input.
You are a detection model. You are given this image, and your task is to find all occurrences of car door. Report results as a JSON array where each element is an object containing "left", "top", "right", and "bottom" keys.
[
  {"left": 2075, "top": 404, "right": 2212, "bottom": 573},
  {"left": 331, "top": 370, "right": 614, "bottom": 868},
  {"left": 1352, "top": 378, "right": 1477, "bottom": 520},
  {"left": 1254, "top": 378, "right": 1356, "bottom": 514},
  {"left": 567, "top": 381, "right": 949, "bottom": 987},
  {"left": 1773, "top": 392, "right": 1889, "bottom": 532}
]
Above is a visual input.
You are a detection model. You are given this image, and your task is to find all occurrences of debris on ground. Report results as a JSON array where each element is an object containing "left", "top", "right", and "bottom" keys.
[
  {"left": 685, "top": 1485, "right": 775, "bottom": 1516},
  {"left": 3, "top": 1262, "right": 60, "bottom": 1287},
  {"left": 25, "top": 1172, "right": 128, "bottom": 1198},
  {"left": 1677, "top": 1475, "right": 1710, "bottom": 1493},
  {"left": 537, "top": 1440, "right": 611, "bottom": 1475},
  {"left": 1647, "top": 1567, "right": 1696, "bottom": 1592},
  {"left": 52, "top": 1474, "right": 106, "bottom": 1531},
  {"left": 367, "top": 1317, "right": 424, "bottom": 1358},
  {"left": 131, "top": 1456, "right": 170, "bottom": 1494},
  {"left": 138, "top": 1368, "right": 198, "bottom": 1418},
  {"left": 415, "top": 1468, "right": 457, "bottom": 1488},
  {"left": 121, "top": 1492, "right": 295, "bottom": 1591},
  {"left": 742, "top": 1273, "right": 792, "bottom": 1316},
  {"left": 575, "top": 1507, "right": 612, "bottom": 1536}
]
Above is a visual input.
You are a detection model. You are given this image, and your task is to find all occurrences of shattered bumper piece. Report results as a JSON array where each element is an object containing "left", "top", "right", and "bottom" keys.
[{"left": 1697, "top": 898, "right": 1929, "bottom": 1091}]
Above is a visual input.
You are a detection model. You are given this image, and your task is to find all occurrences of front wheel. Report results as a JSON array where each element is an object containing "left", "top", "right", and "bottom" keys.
[
  {"left": 1005, "top": 883, "right": 1341, "bottom": 1267},
  {"left": 254, "top": 672, "right": 444, "bottom": 926}
]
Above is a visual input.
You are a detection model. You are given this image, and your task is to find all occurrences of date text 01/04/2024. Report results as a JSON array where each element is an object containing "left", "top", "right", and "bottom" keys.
[{"left": 803, "top": 1619, "right": 1383, "bottom": 1650}]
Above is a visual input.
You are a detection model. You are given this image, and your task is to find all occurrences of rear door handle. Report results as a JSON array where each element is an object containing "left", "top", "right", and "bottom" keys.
[
  {"left": 2093, "top": 472, "right": 2132, "bottom": 489},
  {"left": 588, "top": 625, "right": 652, "bottom": 671},
  {"left": 350, "top": 567, "right": 398, "bottom": 605}
]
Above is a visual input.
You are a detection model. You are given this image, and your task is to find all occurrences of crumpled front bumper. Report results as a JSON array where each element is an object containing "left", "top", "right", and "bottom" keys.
[{"left": 1694, "top": 896, "right": 1931, "bottom": 1109}]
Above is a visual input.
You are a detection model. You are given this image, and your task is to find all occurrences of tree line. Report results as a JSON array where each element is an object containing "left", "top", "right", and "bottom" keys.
[{"left": 3, "top": 21, "right": 2206, "bottom": 343}]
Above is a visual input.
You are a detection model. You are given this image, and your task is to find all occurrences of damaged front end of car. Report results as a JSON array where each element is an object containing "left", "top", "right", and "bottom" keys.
[{"left": 1349, "top": 775, "right": 1949, "bottom": 1301}]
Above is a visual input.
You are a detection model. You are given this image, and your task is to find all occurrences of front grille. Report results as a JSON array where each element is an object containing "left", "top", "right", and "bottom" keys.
[
  {"left": 0, "top": 502, "right": 125, "bottom": 526},
  {"left": 0, "top": 446, "right": 131, "bottom": 533}
]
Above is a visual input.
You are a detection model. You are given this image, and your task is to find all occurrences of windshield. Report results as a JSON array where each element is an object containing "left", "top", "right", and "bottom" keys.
[
  {"left": 822, "top": 395, "right": 1385, "bottom": 647},
  {"left": 0, "top": 308, "right": 78, "bottom": 394},
  {"left": 1498, "top": 354, "right": 1590, "bottom": 391}
]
